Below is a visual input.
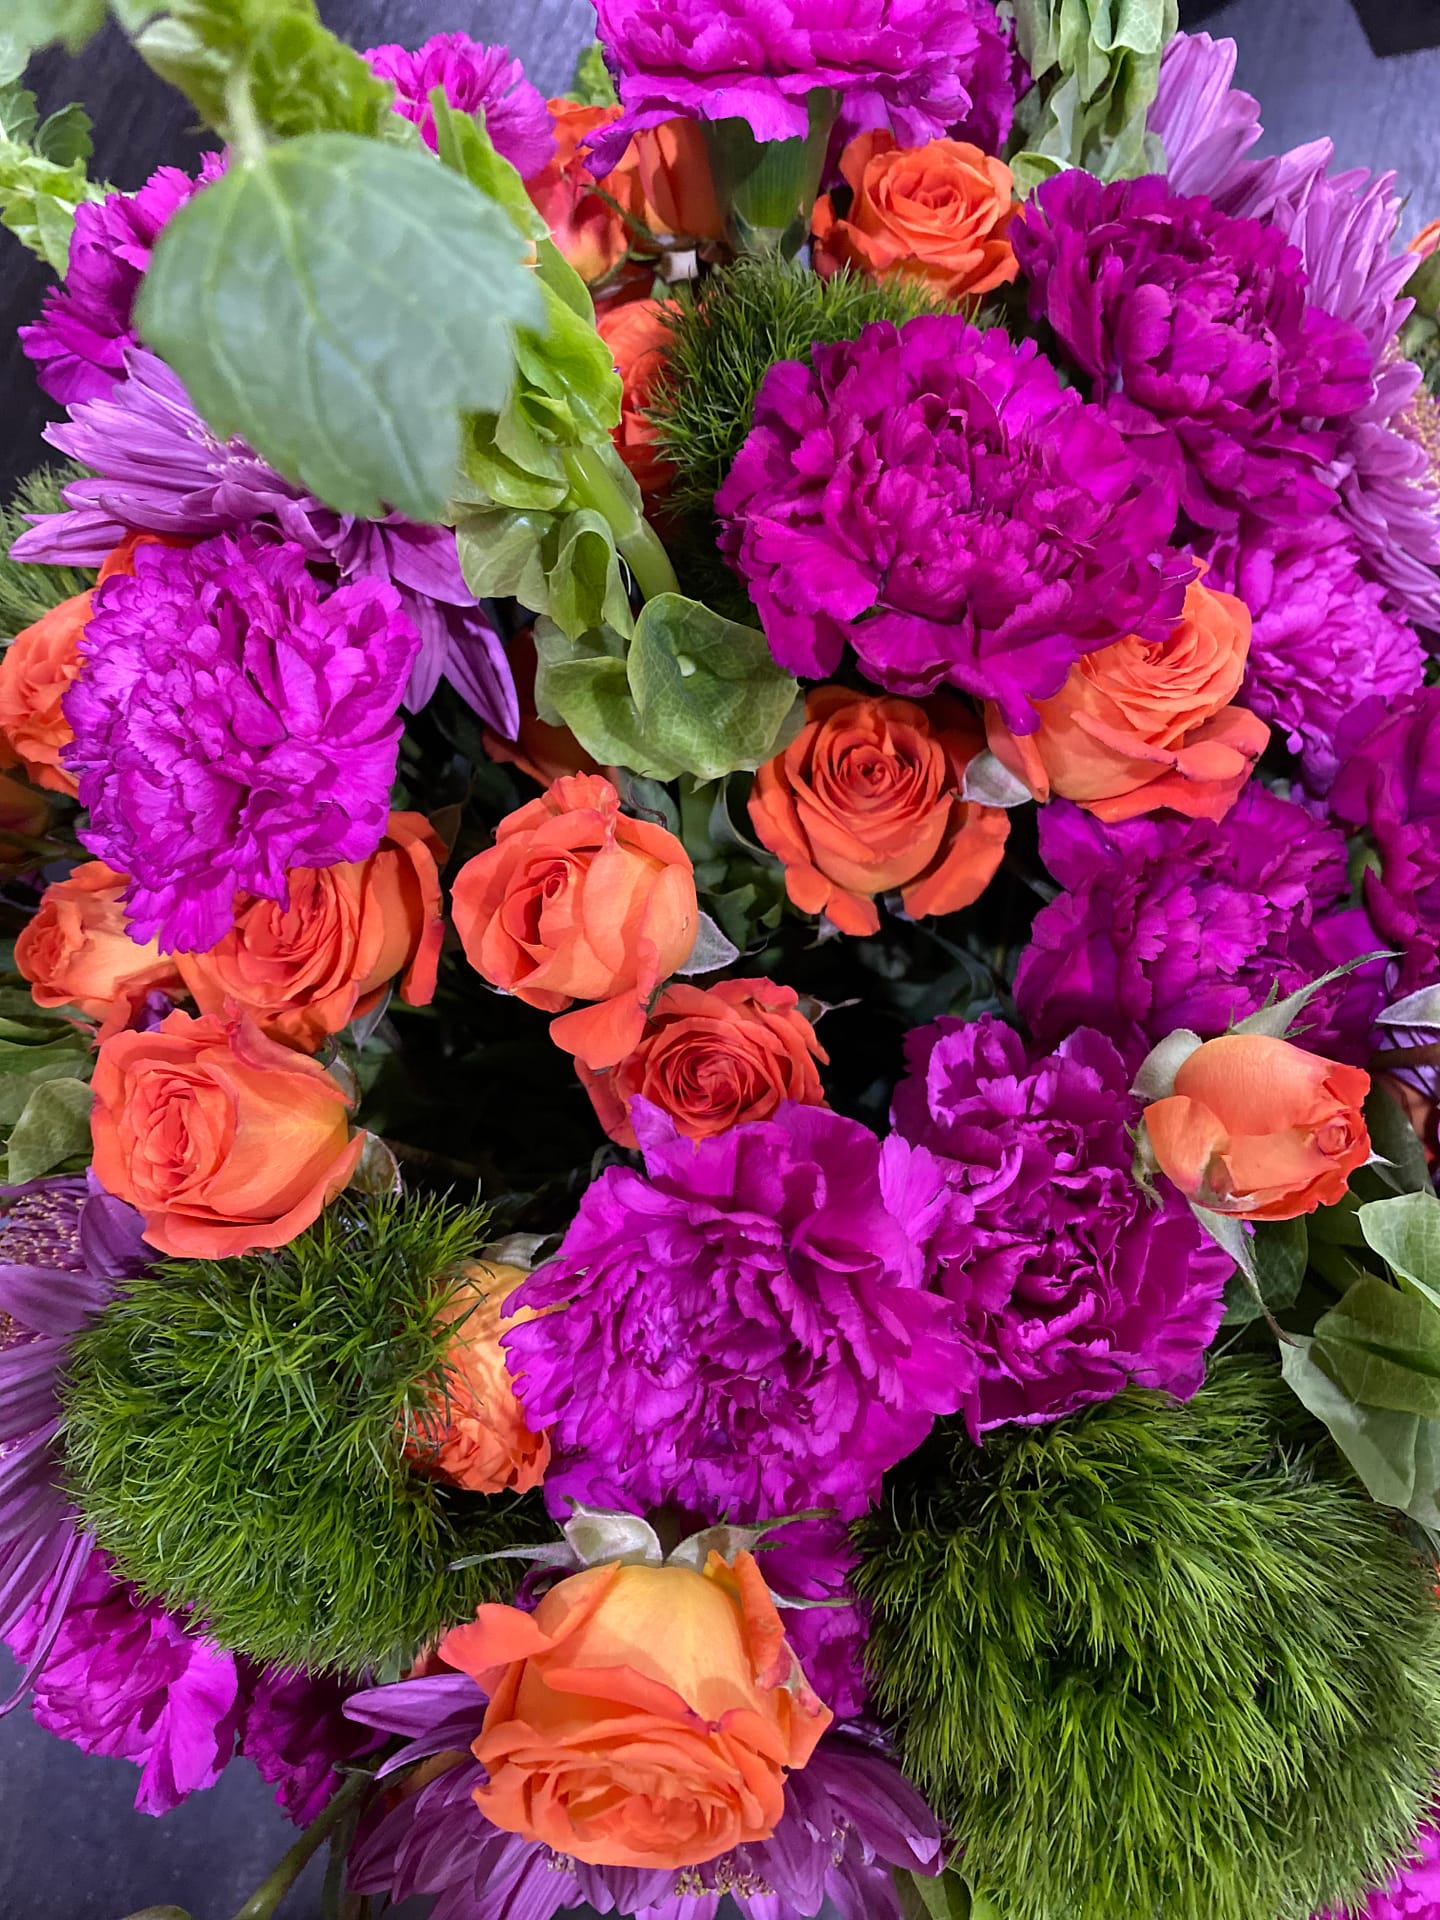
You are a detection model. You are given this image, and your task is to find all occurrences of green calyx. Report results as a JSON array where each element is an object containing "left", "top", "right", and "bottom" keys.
[
  {"left": 854, "top": 1359, "right": 1440, "bottom": 1920},
  {"left": 62, "top": 1194, "right": 546, "bottom": 1675}
]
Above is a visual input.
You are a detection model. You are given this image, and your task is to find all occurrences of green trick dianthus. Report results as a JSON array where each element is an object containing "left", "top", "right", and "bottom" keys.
[
  {"left": 854, "top": 1360, "right": 1440, "bottom": 1920},
  {"left": 0, "top": 464, "right": 95, "bottom": 639},
  {"left": 62, "top": 1194, "right": 547, "bottom": 1675}
]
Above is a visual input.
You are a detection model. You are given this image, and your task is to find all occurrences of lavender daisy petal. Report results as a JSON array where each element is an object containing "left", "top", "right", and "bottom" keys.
[{"left": 1148, "top": 33, "right": 1262, "bottom": 200}]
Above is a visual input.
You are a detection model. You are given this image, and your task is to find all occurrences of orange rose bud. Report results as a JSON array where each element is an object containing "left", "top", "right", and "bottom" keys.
[
  {"left": 90, "top": 1008, "right": 364, "bottom": 1257},
  {"left": 407, "top": 1260, "right": 551, "bottom": 1496},
  {"left": 1144, "top": 1034, "right": 1371, "bottom": 1221},
  {"left": 15, "top": 861, "right": 183, "bottom": 1031},
  {"left": 749, "top": 687, "right": 1010, "bottom": 937},
  {"left": 174, "top": 811, "right": 445, "bottom": 1053},
  {"left": 439, "top": 1550, "right": 832, "bottom": 1870},
  {"left": 482, "top": 628, "right": 601, "bottom": 790},
  {"left": 984, "top": 577, "right": 1269, "bottom": 823},
  {"left": 527, "top": 100, "right": 646, "bottom": 285},
  {"left": 812, "top": 130, "right": 1017, "bottom": 303},
  {"left": 596, "top": 298, "right": 679, "bottom": 500},
  {"left": 629, "top": 116, "right": 725, "bottom": 243},
  {"left": 450, "top": 772, "right": 698, "bottom": 1072},
  {"left": 1410, "top": 217, "right": 1440, "bottom": 258},
  {"left": 578, "top": 977, "right": 828, "bottom": 1147}
]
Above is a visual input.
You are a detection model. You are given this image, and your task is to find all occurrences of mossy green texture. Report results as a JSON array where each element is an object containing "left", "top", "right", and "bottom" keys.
[
  {"left": 62, "top": 1196, "right": 546, "bottom": 1675},
  {"left": 854, "top": 1361, "right": 1440, "bottom": 1920},
  {"left": 0, "top": 464, "right": 94, "bottom": 638}
]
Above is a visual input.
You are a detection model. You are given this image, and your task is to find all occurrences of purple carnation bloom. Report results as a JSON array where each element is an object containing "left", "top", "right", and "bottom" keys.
[
  {"left": 237, "top": 1665, "right": 382, "bottom": 1827},
  {"left": 1012, "top": 789, "right": 1388, "bottom": 1070},
  {"left": 1330, "top": 689, "right": 1440, "bottom": 1000},
  {"left": 715, "top": 315, "right": 1190, "bottom": 734},
  {"left": 1318, "top": 1820, "right": 1440, "bottom": 1920},
  {"left": 345, "top": 1664, "right": 943, "bottom": 1920},
  {"left": 364, "top": 34, "right": 554, "bottom": 175},
  {"left": 19, "top": 154, "right": 224, "bottom": 406},
  {"left": 758, "top": 1518, "right": 869, "bottom": 1722},
  {"left": 506, "top": 1099, "right": 972, "bottom": 1522},
  {"left": 1204, "top": 519, "right": 1425, "bottom": 791},
  {"left": 1013, "top": 170, "right": 1374, "bottom": 534},
  {"left": 63, "top": 534, "right": 419, "bottom": 952},
  {"left": 892, "top": 1016, "right": 1232, "bottom": 1437},
  {"left": 589, "top": 0, "right": 1019, "bottom": 167},
  {"left": 11, "top": 350, "right": 518, "bottom": 732}
]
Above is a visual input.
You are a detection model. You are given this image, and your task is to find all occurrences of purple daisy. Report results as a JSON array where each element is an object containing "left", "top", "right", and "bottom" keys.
[
  {"left": 364, "top": 34, "right": 554, "bottom": 175},
  {"left": 505, "top": 1098, "right": 972, "bottom": 1522},
  {"left": 891, "top": 1016, "right": 1232, "bottom": 1437},
  {"left": 11, "top": 350, "right": 518, "bottom": 732},
  {"left": 19, "top": 154, "right": 224, "bottom": 406},
  {"left": 345, "top": 1663, "right": 944, "bottom": 1920},
  {"left": 1012, "top": 789, "right": 1389, "bottom": 1071},
  {"left": 63, "top": 534, "right": 419, "bottom": 952},
  {"left": 715, "top": 315, "right": 1190, "bottom": 734},
  {"left": 1317, "top": 1820, "right": 1440, "bottom": 1919},
  {"left": 1148, "top": 32, "right": 1261, "bottom": 200},
  {"left": 1013, "top": 170, "right": 1374, "bottom": 534},
  {"left": 589, "top": 0, "right": 1019, "bottom": 166}
]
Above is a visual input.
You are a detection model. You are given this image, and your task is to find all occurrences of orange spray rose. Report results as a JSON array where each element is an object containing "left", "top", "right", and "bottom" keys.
[
  {"left": 449, "top": 773, "right": 698, "bottom": 1071},
  {"left": 527, "top": 101, "right": 646, "bottom": 284},
  {"left": 984, "top": 576, "right": 1269, "bottom": 822},
  {"left": 16, "top": 861, "right": 183, "bottom": 1031},
  {"left": 1144, "top": 1034, "right": 1371, "bottom": 1221},
  {"left": 439, "top": 1550, "right": 832, "bottom": 1870},
  {"left": 812, "top": 130, "right": 1017, "bottom": 303},
  {"left": 629, "top": 117, "right": 724, "bottom": 243},
  {"left": 577, "top": 977, "right": 828, "bottom": 1147},
  {"left": 748, "top": 687, "right": 1010, "bottom": 936},
  {"left": 174, "top": 811, "right": 445, "bottom": 1052},
  {"left": 1410, "top": 217, "right": 1440, "bottom": 257},
  {"left": 408, "top": 1261, "right": 551, "bottom": 1496},
  {"left": 90, "top": 1008, "right": 364, "bottom": 1257},
  {"left": 596, "top": 298, "right": 679, "bottom": 499}
]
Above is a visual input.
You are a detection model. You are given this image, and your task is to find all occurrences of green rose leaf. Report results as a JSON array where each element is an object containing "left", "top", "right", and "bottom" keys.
[
  {"left": 898, "top": 1871, "right": 971, "bottom": 1920},
  {"left": 627, "top": 595, "right": 801, "bottom": 783},
  {"left": 1360, "top": 1082, "right": 1434, "bottom": 1196},
  {"left": 1312, "top": 1274, "right": 1440, "bottom": 1418},
  {"left": 1359, "top": 1192, "right": 1440, "bottom": 1307},
  {"left": 135, "top": 133, "right": 544, "bottom": 523},
  {"left": 1280, "top": 1333, "right": 1440, "bottom": 1528},
  {"left": 0, "top": 1056, "right": 95, "bottom": 1129},
  {"left": 1219, "top": 1217, "right": 1308, "bottom": 1327},
  {"left": 6, "top": 1075, "right": 94, "bottom": 1185}
]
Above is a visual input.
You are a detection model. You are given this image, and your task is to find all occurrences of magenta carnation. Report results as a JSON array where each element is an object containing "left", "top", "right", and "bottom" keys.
[
  {"left": 365, "top": 34, "right": 554, "bottom": 175},
  {"left": 590, "top": 0, "right": 1019, "bottom": 164},
  {"left": 504, "top": 1099, "right": 972, "bottom": 1522},
  {"left": 759, "top": 1518, "right": 869, "bottom": 1721},
  {"left": 63, "top": 535, "right": 419, "bottom": 953},
  {"left": 19, "top": 154, "right": 223, "bottom": 406},
  {"left": 237, "top": 1665, "right": 382, "bottom": 1827},
  {"left": 1013, "top": 789, "right": 1388, "bottom": 1070},
  {"left": 1204, "top": 518, "right": 1425, "bottom": 791},
  {"left": 891, "top": 1016, "right": 1232, "bottom": 1438},
  {"left": 1318, "top": 1821, "right": 1440, "bottom": 1920},
  {"left": 715, "top": 315, "right": 1190, "bottom": 733},
  {"left": 1013, "top": 170, "right": 1374, "bottom": 533}
]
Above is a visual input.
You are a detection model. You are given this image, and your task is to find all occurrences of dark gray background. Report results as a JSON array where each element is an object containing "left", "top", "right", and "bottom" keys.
[{"left": 2, "top": 0, "right": 1439, "bottom": 1914}]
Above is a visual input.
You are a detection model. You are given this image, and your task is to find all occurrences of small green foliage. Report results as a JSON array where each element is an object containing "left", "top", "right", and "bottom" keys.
[
  {"left": 0, "top": 80, "right": 105, "bottom": 273},
  {"left": 648, "top": 253, "right": 935, "bottom": 513},
  {"left": 569, "top": 42, "right": 617, "bottom": 109},
  {"left": 855, "top": 1361, "right": 1440, "bottom": 1920},
  {"left": 0, "top": 466, "right": 95, "bottom": 639},
  {"left": 63, "top": 1195, "right": 547, "bottom": 1673},
  {"left": 0, "top": 978, "right": 96, "bottom": 1181},
  {"left": 1007, "top": 0, "right": 1176, "bottom": 188}
]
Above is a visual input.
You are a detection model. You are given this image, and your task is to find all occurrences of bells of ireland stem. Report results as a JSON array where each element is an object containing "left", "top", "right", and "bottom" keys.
[{"left": 702, "top": 89, "right": 838, "bottom": 256}]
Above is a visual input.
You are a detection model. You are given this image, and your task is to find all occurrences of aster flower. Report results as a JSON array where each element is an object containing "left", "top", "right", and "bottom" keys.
[
  {"left": 1013, "top": 170, "right": 1374, "bottom": 534},
  {"left": 10, "top": 350, "right": 518, "bottom": 732},
  {"left": 1012, "top": 789, "right": 1388, "bottom": 1069},
  {"left": 891, "top": 1016, "right": 1232, "bottom": 1437},
  {"left": 505, "top": 1099, "right": 972, "bottom": 1521},
  {"left": 1318, "top": 1820, "right": 1440, "bottom": 1919},
  {"left": 364, "top": 34, "right": 554, "bottom": 175},
  {"left": 19, "top": 154, "right": 224, "bottom": 406},
  {"left": 589, "top": 0, "right": 1019, "bottom": 167},
  {"left": 715, "top": 315, "right": 1190, "bottom": 734},
  {"left": 1204, "top": 519, "right": 1425, "bottom": 791},
  {"left": 1148, "top": 32, "right": 1261, "bottom": 200},
  {"left": 63, "top": 534, "right": 419, "bottom": 952},
  {"left": 346, "top": 1662, "right": 943, "bottom": 1920},
  {"left": 236, "top": 1665, "right": 382, "bottom": 1827}
]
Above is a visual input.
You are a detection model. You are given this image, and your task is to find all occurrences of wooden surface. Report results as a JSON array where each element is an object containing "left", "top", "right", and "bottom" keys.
[{"left": 1, "top": 0, "right": 1439, "bottom": 1914}]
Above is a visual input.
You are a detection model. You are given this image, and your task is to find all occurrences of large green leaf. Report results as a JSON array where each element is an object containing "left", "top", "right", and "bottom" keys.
[
  {"left": 1219, "top": 1217, "right": 1307, "bottom": 1327},
  {"left": 135, "top": 133, "right": 544, "bottom": 523},
  {"left": 1280, "top": 1334, "right": 1440, "bottom": 1528},
  {"left": 1360, "top": 1192, "right": 1440, "bottom": 1307},
  {"left": 6, "top": 1075, "right": 93, "bottom": 1184},
  {"left": 1312, "top": 1275, "right": 1440, "bottom": 1418},
  {"left": 0, "top": 0, "right": 105, "bottom": 72},
  {"left": 627, "top": 595, "right": 801, "bottom": 782}
]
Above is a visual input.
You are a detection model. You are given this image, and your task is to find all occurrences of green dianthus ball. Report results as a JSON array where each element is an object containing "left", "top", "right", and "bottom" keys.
[
  {"left": 853, "top": 1361, "right": 1440, "bottom": 1920},
  {"left": 62, "top": 1195, "right": 545, "bottom": 1675}
]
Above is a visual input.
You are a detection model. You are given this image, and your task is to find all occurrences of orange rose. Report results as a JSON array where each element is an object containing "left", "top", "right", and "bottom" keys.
[
  {"left": 812, "top": 130, "right": 1017, "bottom": 303},
  {"left": 1144, "top": 1034, "right": 1371, "bottom": 1222},
  {"left": 407, "top": 1260, "right": 550, "bottom": 1495},
  {"left": 439, "top": 1550, "right": 832, "bottom": 1870},
  {"left": 450, "top": 772, "right": 698, "bottom": 1071},
  {"left": 577, "top": 977, "right": 828, "bottom": 1146},
  {"left": 482, "top": 628, "right": 602, "bottom": 789},
  {"left": 527, "top": 101, "right": 646, "bottom": 285},
  {"left": 174, "top": 811, "right": 445, "bottom": 1053},
  {"left": 749, "top": 686, "right": 1010, "bottom": 937},
  {"left": 628, "top": 116, "right": 725, "bottom": 243},
  {"left": 596, "top": 298, "right": 679, "bottom": 500},
  {"left": 984, "top": 577, "right": 1269, "bottom": 823},
  {"left": 90, "top": 1008, "right": 364, "bottom": 1257},
  {"left": 15, "top": 861, "right": 183, "bottom": 1031},
  {"left": 1410, "top": 217, "right": 1440, "bottom": 257}
]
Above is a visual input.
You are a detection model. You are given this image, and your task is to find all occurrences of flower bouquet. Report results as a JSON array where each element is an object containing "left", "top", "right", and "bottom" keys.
[{"left": 3, "top": 1, "right": 1440, "bottom": 1916}]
